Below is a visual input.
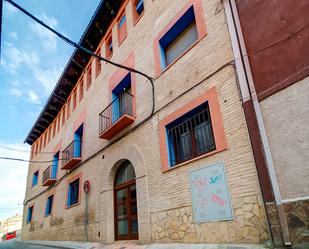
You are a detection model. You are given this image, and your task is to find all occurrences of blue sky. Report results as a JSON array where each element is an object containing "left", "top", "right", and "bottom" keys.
[{"left": 0, "top": 0, "right": 100, "bottom": 220}]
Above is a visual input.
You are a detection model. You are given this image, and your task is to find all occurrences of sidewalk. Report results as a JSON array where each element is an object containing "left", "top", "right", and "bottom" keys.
[{"left": 19, "top": 239, "right": 268, "bottom": 249}]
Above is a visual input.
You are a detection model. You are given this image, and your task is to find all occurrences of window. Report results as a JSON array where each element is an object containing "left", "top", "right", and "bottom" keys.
[
  {"left": 154, "top": 0, "right": 206, "bottom": 75},
  {"left": 62, "top": 108, "right": 65, "bottom": 126},
  {"left": 67, "top": 178, "right": 80, "bottom": 207},
  {"left": 67, "top": 97, "right": 71, "bottom": 119},
  {"left": 117, "top": 12, "right": 127, "bottom": 45},
  {"left": 73, "top": 90, "right": 77, "bottom": 111},
  {"left": 111, "top": 73, "right": 133, "bottom": 123},
  {"left": 79, "top": 79, "right": 84, "bottom": 101},
  {"left": 159, "top": 88, "right": 227, "bottom": 171},
  {"left": 95, "top": 49, "right": 101, "bottom": 77},
  {"left": 52, "top": 152, "right": 59, "bottom": 179},
  {"left": 52, "top": 123, "right": 56, "bottom": 138},
  {"left": 45, "top": 195, "right": 54, "bottom": 216},
  {"left": 105, "top": 33, "right": 113, "bottom": 59},
  {"left": 132, "top": 0, "right": 144, "bottom": 23},
  {"left": 47, "top": 127, "right": 51, "bottom": 143},
  {"left": 32, "top": 170, "right": 39, "bottom": 187},
  {"left": 27, "top": 206, "right": 33, "bottom": 223},
  {"left": 166, "top": 102, "right": 215, "bottom": 167},
  {"left": 73, "top": 124, "right": 83, "bottom": 158},
  {"left": 161, "top": 6, "right": 197, "bottom": 69},
  {"left": 57, "top": 116, "right": 60, "bottom": 133},
  {"left": 86, "top": 67, "right": 92, "bottom": 90}
]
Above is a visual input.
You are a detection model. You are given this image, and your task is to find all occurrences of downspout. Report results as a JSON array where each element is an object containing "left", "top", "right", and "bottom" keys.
[{"left": 223, "top": 0, "right": 291, "bottom": 246}]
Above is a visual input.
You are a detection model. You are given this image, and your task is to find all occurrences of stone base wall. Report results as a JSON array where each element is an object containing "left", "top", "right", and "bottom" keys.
[
  {"left": 151, "top": 195, "right": 269, "bottom": 243},
  {"left": 284, "top": 199, "right": 309, "bottom": 247},
  {"left": 21, "top": 210, "right": 100, "bottom": 242}
]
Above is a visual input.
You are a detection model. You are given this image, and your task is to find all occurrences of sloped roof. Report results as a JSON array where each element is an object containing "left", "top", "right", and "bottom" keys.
[{"left": 24, "top": 0, "right": 123, "bottom": 145}]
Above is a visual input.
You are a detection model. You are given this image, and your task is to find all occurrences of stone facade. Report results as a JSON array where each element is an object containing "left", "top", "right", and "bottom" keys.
[
  {"left": 151, "top": 195, "right": 268, "bottom": 243},
  {"left": 22, "top": 0, "right": 269, "bottom": 245}
]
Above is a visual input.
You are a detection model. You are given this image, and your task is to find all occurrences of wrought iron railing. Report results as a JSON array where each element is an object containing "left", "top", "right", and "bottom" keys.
[
  {"left": 167, "top": 106, "right": 215, "bottom": 166},
  {"left": 42, "top": 164, "right": 57, "bottom": 184},
  {"left": 62, "top": 140, "right": 82, "bottom": 166},
  {"left": 99, "top": 91, "right": 134, "bottom": 135}
]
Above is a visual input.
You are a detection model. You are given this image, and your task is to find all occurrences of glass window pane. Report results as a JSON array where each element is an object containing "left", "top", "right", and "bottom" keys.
[
  {"left": 166, "top": 22, "right": 198, "bottom": 66},
  {"left": 117, "top": 203, "right": 127, "bottom": 217},
  {"left": 131, "top": 218, "right": 138, "bottom": 234},
  {"left": 116, "top": 189, "right": 127, "bottom": 202},
  {"left": 117, "top": 220, "right": 128, "bottom": 235},
  {"left": 115, "top": 161, "right": 136, "bottom": 185}
]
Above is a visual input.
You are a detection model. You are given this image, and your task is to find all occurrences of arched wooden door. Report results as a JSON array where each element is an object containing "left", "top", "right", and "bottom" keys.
[{"left": 114, "top": 161, "right": 138, "bottom": 240}]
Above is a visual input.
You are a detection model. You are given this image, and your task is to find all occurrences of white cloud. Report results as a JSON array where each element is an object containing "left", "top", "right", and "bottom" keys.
[
  {"left": 33, "top": 66, "right": 62, "bottom": 95},
  {"left": 4, "top": 2, "right": 18, "bottom": 17},
  {"left": 9, "top": 31, "right": 18, "bottom": 40},
  {"left": 30, "top": 13, "right": 58, "bottom": 51},
  {"left": 4, "top": 45, "right": 40, "bottom": 74},
  {"left": 0, "top": 142, "right": 29, "bottom": 220},
  {"left": 27, "top": 90, "right": 41, "bottom": 105},
  {"left": 10, "top": 88, "right": 22, "bottom": 98}
]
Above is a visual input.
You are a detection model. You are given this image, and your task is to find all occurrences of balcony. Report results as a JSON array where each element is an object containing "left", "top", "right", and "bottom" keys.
[
  {"left": 61, "top": 140, "right": 82, "bottom": 170},
  {"left": 42, "top": 165, "right": 57, "bottom": 186},
  {"left": 99, "top": 91, "right": 135, "bottom": 140}
]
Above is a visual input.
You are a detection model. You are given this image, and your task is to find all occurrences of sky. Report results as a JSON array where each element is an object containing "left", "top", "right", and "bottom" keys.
[{"left": 0, "top": 0, "right": 100, "bottom": 220}]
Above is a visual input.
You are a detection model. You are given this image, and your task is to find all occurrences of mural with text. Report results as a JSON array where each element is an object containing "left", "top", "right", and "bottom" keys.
[{"left": 189, "top": 162, "right": 233, "bottom": 222}]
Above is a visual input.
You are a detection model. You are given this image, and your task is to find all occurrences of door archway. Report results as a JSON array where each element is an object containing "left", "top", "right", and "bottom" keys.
[{"left": 114, "top": 160, "right": 138, "bottom": 240}]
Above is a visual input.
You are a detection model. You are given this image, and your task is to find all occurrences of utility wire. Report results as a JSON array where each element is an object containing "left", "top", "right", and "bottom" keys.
[
  {"left": 0, "top": 156, "right": 67, "bottom": 163},
  {"left": 4, "top": 0, "right": 155, "bottom": 116}
]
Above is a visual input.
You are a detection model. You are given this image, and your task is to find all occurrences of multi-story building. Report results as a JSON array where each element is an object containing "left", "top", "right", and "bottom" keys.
[
  {"left": 226, "top": 0, "right": 309, "bottom": 247},
  {"left": 0, "top": 214, "right": 23, "bottom": 240},
  {"left": 22, "top": 0, "right": 307, "bottom": 247}
]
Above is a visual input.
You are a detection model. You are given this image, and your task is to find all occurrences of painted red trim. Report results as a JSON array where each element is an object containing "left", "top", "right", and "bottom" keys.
[
  {"left": 65, "top": 172, "right": 82, "bottom": 209},
  {"left": 153, "top": 0, "right": 207, "bottom": 77},
  {"left": 108, "top": 53, "right": 136, "bottom": 117},
  {"left": 243, "top": 100, "right": 274, "bottom": 202},
  {"left": 159, "top": 87, "right": 227, "bottom": 172}
]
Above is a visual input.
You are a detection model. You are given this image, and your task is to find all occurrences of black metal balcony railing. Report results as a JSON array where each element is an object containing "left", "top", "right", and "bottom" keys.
[
  {"left": 99, "top": 91, "right": 133, "bottom": 135},
  {"left": 42, "top": 164, "right": 57, "bottom": 185},
  {"left": 62, "top": 140, "right": 82, "bottom": 166}
]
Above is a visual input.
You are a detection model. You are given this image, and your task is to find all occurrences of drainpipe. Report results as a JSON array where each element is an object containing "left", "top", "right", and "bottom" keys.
[{"left": 223, "top": 0, "right": 291, "bottom": 246}]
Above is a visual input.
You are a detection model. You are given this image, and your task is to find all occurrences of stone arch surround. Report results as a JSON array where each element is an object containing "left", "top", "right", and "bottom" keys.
[{"left": 99, "top": 143, "right": 151, "bottom": 243}]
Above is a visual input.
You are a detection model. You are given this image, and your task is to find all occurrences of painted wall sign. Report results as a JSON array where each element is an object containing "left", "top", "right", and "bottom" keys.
[{"left": 189, "top": 162, "right": 233, "bottom": 222}]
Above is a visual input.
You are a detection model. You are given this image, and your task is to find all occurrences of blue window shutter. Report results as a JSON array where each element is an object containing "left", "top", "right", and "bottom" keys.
[
  {"left": 52, "top": 153, "right": 59, "bottom": 179},
  {"left": 73, "top": 125, "right": 83, "bottom": 157},
  {"left": 68, "top": 185, "right": 71, "bottom": 206}
]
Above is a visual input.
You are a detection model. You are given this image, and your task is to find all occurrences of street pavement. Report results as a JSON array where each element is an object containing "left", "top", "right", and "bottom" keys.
[{"left": 0, "top": 238, "right": 68, "bottom": 249}]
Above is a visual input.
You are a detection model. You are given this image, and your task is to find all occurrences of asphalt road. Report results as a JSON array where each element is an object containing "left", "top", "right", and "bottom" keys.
[{"left": 0, "top": 239, "right": 66, "bottom": 249}]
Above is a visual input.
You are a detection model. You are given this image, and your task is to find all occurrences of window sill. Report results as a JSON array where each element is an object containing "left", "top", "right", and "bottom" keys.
[
  {"left": 162, "top": 147, "right": 227, "bottom": 173},
  {"left": 66, "top": 202, "right": 80, "bottom": 209},
  {"left": 156, "top": 37, "right": 203, "bottom": 79}
]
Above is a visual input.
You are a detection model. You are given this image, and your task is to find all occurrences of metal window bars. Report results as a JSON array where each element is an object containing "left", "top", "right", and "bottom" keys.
[{"left": 167, "top": 105, "right": 215, "bottom": 166}]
